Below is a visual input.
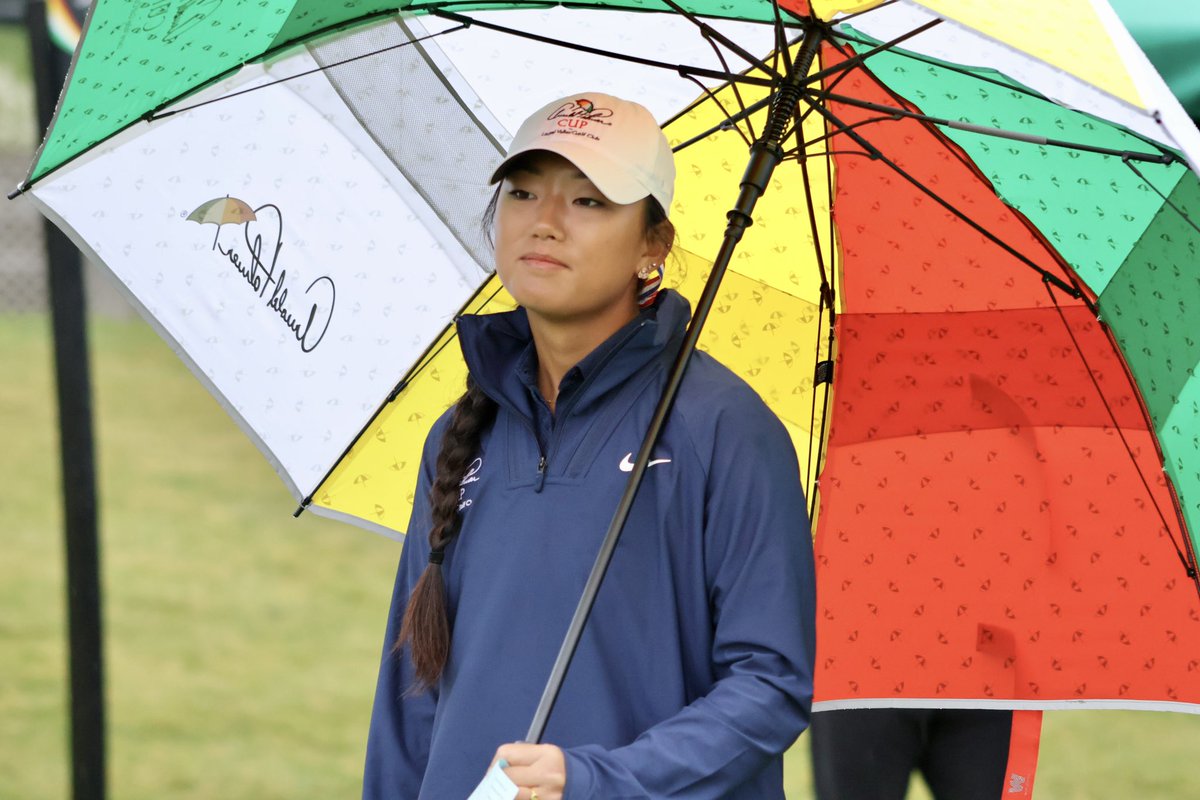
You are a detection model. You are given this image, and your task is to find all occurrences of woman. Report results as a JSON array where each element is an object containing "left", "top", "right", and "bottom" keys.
[{"left": 363, "top": 92, "right": 816, "bottom": 799}]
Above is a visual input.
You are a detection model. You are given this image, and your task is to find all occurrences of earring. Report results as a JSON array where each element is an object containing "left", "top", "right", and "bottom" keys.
[
  {"left": 637, "top": 265, "right": 652, "bottom": 279},
  {"left": 637, "top": 263, "right": 665, "bottom": 309}
]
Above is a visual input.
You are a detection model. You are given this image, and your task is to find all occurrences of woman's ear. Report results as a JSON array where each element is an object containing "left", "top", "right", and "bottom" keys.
[{"left": 644, "top": 219, "right": 674, "bottom": 266}]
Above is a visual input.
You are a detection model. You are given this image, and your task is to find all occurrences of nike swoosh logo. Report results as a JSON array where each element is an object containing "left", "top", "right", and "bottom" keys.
[{"left": 619, "top": 453, "right": 672, "bottom": 472}]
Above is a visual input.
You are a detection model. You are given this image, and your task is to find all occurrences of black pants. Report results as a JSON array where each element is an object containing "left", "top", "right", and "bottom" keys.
[{"left": 810, "top": 708, "right": 1012, "bottom": 800}]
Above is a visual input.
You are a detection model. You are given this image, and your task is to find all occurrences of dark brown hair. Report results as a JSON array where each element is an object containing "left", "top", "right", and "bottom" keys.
[
  {"left": 397, "top": 163, "right": 675, "bottom": 691},
  {"left": 395, "top": 375, "right": 496, "bottom": 691}
]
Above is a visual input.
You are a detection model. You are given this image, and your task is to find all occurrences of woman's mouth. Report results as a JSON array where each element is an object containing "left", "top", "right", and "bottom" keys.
[{"left": 521, "top": 253, "right": 567, "bottom": 269}]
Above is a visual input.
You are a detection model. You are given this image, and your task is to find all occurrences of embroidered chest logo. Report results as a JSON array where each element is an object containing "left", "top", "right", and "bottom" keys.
[
  {"left": 459, "top": 457, "right": 483, "bottom": 512},
  {"left": 619, "top": 452, "right": 672, "bottom": 472}
]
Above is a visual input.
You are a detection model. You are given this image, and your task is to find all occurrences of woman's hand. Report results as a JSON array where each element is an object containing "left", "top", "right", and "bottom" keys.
[{"left": 492, "top": 742, "right": 566, "bottom": 800}]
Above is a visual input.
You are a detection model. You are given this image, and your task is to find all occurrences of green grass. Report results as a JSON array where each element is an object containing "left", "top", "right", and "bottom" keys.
[
  {"left": 1, "top": 313, "right": 399, "bottom": 798},
  {"left": 3, "top": 312, "right": 1200, "bottom": 798},
  {"left": 0, "top": 23, "right": 34, "bottom": 151},
  {"left": 0, "top": 24, "right": 31, "bottom": 82}
]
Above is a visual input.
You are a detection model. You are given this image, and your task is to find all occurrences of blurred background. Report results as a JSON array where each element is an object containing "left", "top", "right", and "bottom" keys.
[{"left": 2, "top": 1, "right": 1199, "bottom": 798}]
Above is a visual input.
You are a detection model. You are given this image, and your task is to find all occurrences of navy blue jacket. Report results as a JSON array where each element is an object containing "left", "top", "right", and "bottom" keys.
[{"left": 363, "top": 291, "right": 816, "bottom": 798}]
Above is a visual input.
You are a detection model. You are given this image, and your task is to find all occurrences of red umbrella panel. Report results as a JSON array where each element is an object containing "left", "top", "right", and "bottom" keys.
[{"left": 811, "top": 41, "right": 1200, "bottom": 712}]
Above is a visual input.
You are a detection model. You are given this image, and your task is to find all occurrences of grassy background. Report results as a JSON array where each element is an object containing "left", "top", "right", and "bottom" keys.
[
  {"left": 4, "top": 310, "right": 1200, "bottom": 799},
  {"left": 0, "top": 25, "right": 32, "bottom": 150},
  {"left": 1, "top": 312, "right": 400, "bottom": 798},
  {"left": 0, "top": 24, "right": 29, "bottom": 80}
]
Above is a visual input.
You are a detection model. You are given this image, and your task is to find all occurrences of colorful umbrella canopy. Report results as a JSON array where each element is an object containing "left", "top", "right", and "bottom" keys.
[{"left": 17, "top": 0, "right": 1200, "bottom": 724}]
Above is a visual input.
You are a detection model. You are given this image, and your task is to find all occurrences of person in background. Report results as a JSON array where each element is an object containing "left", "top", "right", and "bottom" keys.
[{"left": 810, "top": 685, "right": 1012, "bottom": 796}]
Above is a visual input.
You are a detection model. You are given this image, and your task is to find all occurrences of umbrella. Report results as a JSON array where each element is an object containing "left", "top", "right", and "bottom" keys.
[
  {"left": 13, "top": 0, "right": 1200, "bottom": 772},
  {"left": 186, "top": 195, "right": 258, "bottom": 249}
]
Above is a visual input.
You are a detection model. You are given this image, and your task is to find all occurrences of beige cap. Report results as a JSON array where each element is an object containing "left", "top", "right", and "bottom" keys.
[{"left": 489, "top": 93, "right": 675, "bottom": 213}]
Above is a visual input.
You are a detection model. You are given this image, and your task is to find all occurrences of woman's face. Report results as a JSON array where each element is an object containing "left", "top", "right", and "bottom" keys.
[{"left": 493, "top": 151, "right": 664, "bottom": 327}]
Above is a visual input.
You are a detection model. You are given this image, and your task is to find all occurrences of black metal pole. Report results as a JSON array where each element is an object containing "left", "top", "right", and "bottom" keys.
[
  {"left": 525, "top": 24, "right": 826, "bottom": 744},
  {"left": 26, "top": 2, "right": 107, "bottom": 797}
]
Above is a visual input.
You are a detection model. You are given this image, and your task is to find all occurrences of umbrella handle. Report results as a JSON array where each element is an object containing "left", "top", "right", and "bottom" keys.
[{"left": 524, "top": 24, "right": 826, "bottom": 745}]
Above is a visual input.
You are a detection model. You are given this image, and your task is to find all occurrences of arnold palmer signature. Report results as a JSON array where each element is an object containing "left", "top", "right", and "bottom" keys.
[{"left": 214, "top": 204, "right": 336, "bottom": 353}]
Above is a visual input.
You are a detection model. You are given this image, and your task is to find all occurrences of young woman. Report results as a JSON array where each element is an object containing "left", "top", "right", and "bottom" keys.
[{"left": 363, "top": 92, "right": 816, "bottom": 800}]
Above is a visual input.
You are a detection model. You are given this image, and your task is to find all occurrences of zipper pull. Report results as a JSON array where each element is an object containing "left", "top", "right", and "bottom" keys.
[{"left": 535, "top": 456, "right": 547, "bottom": 493}]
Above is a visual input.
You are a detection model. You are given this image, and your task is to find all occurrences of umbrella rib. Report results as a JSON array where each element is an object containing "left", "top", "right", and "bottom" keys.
[
  {"left": 792, "top": 42, "right": 838, "bottom": 520},
  {"left": 772, "top": 1, "right": 794, "bottom": 77},
  {"left": 811, "top": 133, "right": 839, "bottom": 524},
  {"left": 809, "top": 326, "right": 836, "bottom": 525},
  {"left": 666, "top": 27, "right": 814, "bottom": 153},
  {"left": 791, "top": 149, "right": 876, "bottom": 159},
  {"left": 834, "top": 0, "right": 903, "bottom": 25},
  {"left": 794, "top": 92, "right": 835, "bottom": 503},
  {"left": 661, "top": 31, "right": 806, "bottom": 131},
  {"left": 810, "top": 90, "right": 1183, "bottom": 166},
  {"left": 1041, "top": 282, "right": 1196, "bottom": 579},
  {"left": 832, "top": 27, "right": 1077, "bottom": 105},
  {"left": 793, "top": 112, "right": 834, "bottom": 315},
  {"left": 294, "top": 279, "right": 507, "bottom": 516},
  {"left": 801, "top": 17, "right": 943, "bottom": 91},
  {"left": 698, "top": 32, "right": 759, "bottom": 141},
  {"left": 681, "top": 76, "right": 754, "bottom": 149},
  {"left": 785, "top": 15, "right": 937, "bottom": 136},
  {"left": 670, "top": 93, "right": 775, "bottom": 153},
  {"left": 147, "top": 22, "right": 471, "bottom": 121},
  {"left": 680, "top": 15, "right": 760, "bottom": 140},
  {"left": 800, "top": 95, "right": 1085, "bottom": 300},
  {"left": 800, "top": 113, "right": 895, "bottom": 150},
  {"left": 18, "top": 6, "right": 419, "bottom": 191},
  {"left": 791, "top": 27, "right": 862, "bottom": 132},
  {"left": 657, "top": 0, "right": 783, "bottom": 80},
  {"left": 832, "top": 22, "right": 1198, "bottom": 168},
  {"left": 1122, "top": 158, "right": 1200, "bottom": 235},
  {"left": 414, "top": 0, "right": 808, "bottom": 27},
  {"left": 429, "top": 9, "right": 777, "bottom": 88},
  {"left": 806, "top": 295, "right": 827, "bottom": 505}
]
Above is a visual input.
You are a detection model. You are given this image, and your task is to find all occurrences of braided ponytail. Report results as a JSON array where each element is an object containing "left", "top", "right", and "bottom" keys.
[{"left": 396, "top": 375, "right": 497, "bottom": 691}]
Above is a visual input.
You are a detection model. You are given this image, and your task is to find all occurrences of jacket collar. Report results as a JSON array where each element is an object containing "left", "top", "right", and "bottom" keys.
[{"left": 456, "top": 290, "right": 691, "bottom": 421}]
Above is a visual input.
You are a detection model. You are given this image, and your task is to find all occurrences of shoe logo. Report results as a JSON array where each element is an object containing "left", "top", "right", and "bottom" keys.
[{"left": 619, "top": 453, "right": 672, "bottom": 472}]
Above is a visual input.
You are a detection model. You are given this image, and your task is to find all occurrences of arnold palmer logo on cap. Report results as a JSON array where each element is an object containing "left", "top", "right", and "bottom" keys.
[
  {"left": 493, "top": 91, "right": 674, "bottom": 211},
  {"left": 547, "top": 97, "right": 615, "bottom": 128}
]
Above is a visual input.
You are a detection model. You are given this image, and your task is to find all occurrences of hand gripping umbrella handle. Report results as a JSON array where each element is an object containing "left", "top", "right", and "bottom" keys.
[{"left": 525, "top": 24, "right": 826, "bottom": 745}]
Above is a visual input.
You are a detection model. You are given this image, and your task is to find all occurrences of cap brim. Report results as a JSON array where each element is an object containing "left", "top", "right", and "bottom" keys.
[{"left": 488, "top": 139, "right": 652, "bottom": 206}]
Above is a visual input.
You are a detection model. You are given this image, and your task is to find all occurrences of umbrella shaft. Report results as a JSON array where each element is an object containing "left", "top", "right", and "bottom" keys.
[{"left": 525, "top": 26, "right": 825, "bottom": 745}]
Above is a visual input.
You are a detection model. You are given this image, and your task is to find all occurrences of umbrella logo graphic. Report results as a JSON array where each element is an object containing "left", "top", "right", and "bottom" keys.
[
  {"left": 187, "top": 195, "right": 257, "bottom": 249},
  {"left": 185, "top": 195, "right": 337, "bottom": 354}
]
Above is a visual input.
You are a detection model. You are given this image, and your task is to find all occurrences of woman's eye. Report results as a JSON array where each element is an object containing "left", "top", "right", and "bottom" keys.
[
  {"left": 575, "top": 197, "right": 604, "bottom": 208},
  {"left": 507, "top": 189, "right": 533, "bottom": 200}
]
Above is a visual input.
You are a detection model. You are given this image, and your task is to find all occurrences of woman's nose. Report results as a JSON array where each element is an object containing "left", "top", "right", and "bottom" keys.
[{"left": 530, "top": 197, "right": 565, "bottom": 239}]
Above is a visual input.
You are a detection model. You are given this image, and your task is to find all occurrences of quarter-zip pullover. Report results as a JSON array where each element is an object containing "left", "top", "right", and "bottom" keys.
[{"left": 364, "top": 291, "right": 816, "bottom": 799}]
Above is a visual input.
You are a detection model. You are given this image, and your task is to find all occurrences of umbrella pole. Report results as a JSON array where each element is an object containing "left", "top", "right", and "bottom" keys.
[{"left": 526, "top": 23, "right": 826, "bottom": 744}]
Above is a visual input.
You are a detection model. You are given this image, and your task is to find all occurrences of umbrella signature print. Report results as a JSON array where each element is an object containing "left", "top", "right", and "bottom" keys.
[{"left": 187, "top": 196, "right": 336, "bottom": 354}]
